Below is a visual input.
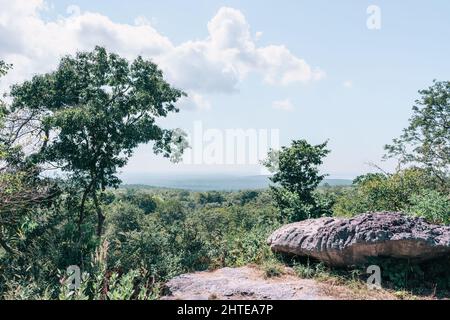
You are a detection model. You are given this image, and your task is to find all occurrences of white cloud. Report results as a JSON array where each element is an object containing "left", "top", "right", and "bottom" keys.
[
  {"left": 0, "top": 0, "right": 172, "bottom": 91},
  {"left": 177, "top": 91, "right": 212, "bottom": 111},
  {"left": 0, "top": 3, "right": 324, "bottom": 110},
  {"left": 66, "top": 4, "right": 81, "bottom": 16},
  {"left": 343, "top": 80, "right": 353, "bottom": 88},
  {"left": 272, "top": 99, "right": 294, "bottom": 112}
]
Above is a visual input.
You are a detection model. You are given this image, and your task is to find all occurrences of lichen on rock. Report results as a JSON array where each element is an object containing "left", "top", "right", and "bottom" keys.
[{"left": 268, "top": 212, "right": 450, "bottom": 266}]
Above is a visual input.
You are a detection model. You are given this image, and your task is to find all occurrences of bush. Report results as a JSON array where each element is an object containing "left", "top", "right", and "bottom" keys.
[
  {"left": 101, "top": 189, "right": 281, "bottom": 286},
  {"left": 196, "top": 191, "right": 225, "bottom": 205},
  {"left": 333, "top": 168, "right": 442, "bottom": 217},
  {"left": 293, "top": 260, "right": 328, "bottom": 279},
  {"left": 408, "top": 190, "right": 449, "bottom": 225},
  {"left": 367, "top": 256, "right": 450, "bottom": 295},
  {"left": 262, "top": 260, "right": 284, "bottom": 278}
]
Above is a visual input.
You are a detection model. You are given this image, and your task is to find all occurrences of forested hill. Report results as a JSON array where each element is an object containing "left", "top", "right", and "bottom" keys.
[{"left": 119, "top": 174, "right": 353, "bottom": 191}]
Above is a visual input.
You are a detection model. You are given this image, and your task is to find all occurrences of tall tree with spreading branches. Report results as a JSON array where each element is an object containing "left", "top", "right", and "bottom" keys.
[
  {"left": 384, "top": 80, "right": 450, "bottom": 190},
  {"left": 0, "top": 60, "right": 10, "bottom": 161},
  {"left": 1, "top": 61, "right": 58, "bottom": 256},
  {"left": 8, "top": 47, "right": 187, "bottom": 237}
]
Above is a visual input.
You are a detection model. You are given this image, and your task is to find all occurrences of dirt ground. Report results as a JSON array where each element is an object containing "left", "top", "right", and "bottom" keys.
[{"left": 161, "top": 266, "right": 404, "bottom": 300}]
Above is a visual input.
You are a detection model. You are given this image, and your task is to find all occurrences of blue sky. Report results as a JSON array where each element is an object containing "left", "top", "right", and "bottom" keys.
[{"left": 1, "top": 1, "right": 449, "bottom": 178}]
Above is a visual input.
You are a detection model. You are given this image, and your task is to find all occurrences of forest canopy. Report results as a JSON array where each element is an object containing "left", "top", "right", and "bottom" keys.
[{"left": 0, "top": 51, "right": 449, "bottom": 300}]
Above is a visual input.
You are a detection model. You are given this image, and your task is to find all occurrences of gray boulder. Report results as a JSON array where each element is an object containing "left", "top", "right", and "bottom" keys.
[{"left": 268, "top": 212, "right": 450, "bottom": 266}]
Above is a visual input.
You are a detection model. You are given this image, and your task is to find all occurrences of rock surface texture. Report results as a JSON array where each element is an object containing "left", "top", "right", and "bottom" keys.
[
  {"left": 162, "top": 267, "right": 329, "bottom": 300},
  {"left": 161, "top": 266, "right": 397, "bottom": 300},
  {"left": 268, "top": 212, "right": 450, "bottom": 266}
]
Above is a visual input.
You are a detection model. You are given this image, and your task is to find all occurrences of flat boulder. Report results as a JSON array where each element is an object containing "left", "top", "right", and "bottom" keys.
[
  {"left": 161, "top": 266, "right": 332, "bottom": 300},
  {"left": 268, "top": 212, "right": 450, "bottom": 266}
]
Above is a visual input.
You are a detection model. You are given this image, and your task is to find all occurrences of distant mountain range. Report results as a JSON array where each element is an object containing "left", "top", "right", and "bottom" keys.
[{"left": 120, "top": 173, "right": 352, "bottom": 191}]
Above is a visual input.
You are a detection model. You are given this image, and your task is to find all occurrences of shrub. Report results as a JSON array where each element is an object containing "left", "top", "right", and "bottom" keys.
[
  {"left": 262, "top": 260, "right": 284, "bottom": 278},
  {"left": 293, "top": 260, "right": 328, "bottom": 279},
  {"left": 333, "top": 168, "right": 441, "bottom": 217},
  {"left": 408, "top": 190, "right": 449, "bottom": 225}
]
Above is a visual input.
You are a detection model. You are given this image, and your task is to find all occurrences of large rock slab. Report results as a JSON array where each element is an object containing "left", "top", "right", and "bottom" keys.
[
  {"left": 161, "top": 266, "right": 397, "bottom": 300},
  {"left": 268, "top": 212, "right": 450, "bottom": 266},
  {"left": 162, "top": 267, "right": 329, "bottom": 300}
]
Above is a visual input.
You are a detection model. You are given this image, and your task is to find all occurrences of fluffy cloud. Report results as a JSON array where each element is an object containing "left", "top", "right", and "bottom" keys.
[
  {"left": 343, "top": 80, "right": 353, "bottom": 88},
  {"left": 272, "top": 99, "right": 294, "bottom": 112},
  {"left": 177, "top": 91, "right": 212, "bottom": 111},
  {"left": 0, "top": 2, "right": 324, "bottom": 110}
]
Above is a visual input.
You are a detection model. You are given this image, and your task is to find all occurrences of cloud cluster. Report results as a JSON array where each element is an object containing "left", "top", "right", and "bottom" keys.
[
  {"left": 343, "top": 80, "right": 353, "bottom": 88},
  {"left": 272, "top": 99, "right": 295, "bottom": 112},
  {"left": 0, "top": 1, "right": 324, "bottom": 109}
]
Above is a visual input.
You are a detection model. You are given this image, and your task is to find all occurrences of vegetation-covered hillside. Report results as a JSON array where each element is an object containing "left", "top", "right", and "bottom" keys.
[{"left": 0, "top": 49, "right": 448, "bottom": 300}]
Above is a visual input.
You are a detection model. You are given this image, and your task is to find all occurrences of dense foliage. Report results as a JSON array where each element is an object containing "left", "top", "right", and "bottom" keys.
[
  {"left": 0, "top": 187, "right": 281, "bottom": 299},
  {"left": 262, "top": 140, "right": 332, "bottom": 222},
  {"left": 8, "top": 47, "right": 186, "bottom": 238},
  {"left": 385, "top": 80, "right": 450, "bottom": 191},
  {"left": 0, "top": 53, "right": 448, "bottom": 299},
  {"left": 333, "top": 168, "right": 449, "bottom": 225}
]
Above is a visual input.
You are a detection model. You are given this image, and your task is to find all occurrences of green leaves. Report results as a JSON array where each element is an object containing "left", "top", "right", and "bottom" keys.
[
  {"left": 332, "top": 167, "right": 445, "bottom": 218},
  {"left": 8, "top": 47, "right": 187, "bottom": 237},
  {"left": 409, "top": 189, "right": 449, "bottom": 225},
  {"left": 385, "top": 80, "right": 450, "bottom": 189},
  {"left": 10, "top": 47, "right": 186, "bottom": 188},
  {"left": 263, "top": 139, "right": 330, "bottom": 222},
  {"left": 0, "top": 60, "right": 11, "bottom": 77},
  {"left": 0, "top": 60, "right": 11, "bottom": 160}
]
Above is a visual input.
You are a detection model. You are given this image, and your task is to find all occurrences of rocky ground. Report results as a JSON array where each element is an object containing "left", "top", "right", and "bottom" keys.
[
  {"left": 162, "top": 213, "right": 449, "bottom": 301},
  {"left": 161, "top": 266, "right": 400, "bottom": 300}
]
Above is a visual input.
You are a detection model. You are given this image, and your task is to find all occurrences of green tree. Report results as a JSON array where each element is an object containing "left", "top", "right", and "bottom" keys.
[
  {"left": 1, "top": 61, "right": 59, "bottom": 266},
  {"left": 0, "top": 60, "right": 12, "bottom": 254},
  {"left": 384, "top": 80, "right": 450, "bottom": 190},
  {"left": 262, "top": 140, "right": 330, "bottom": 221},
  {"left": 0, "top": 60, "right": 11, "bottom": 160},
  {"left": 332, "top": 168, "right": 440, "bottom": 217},
  {"left": 196, "top": 191, "right": 225, "bottom": 205},
  {"left": 8, "top": 47, "right": 186, "bottom": 236},
  {"left": 121, "top": 189, "right": 158, "bottom": 214},
  {"left": 409, "top": 189, "right": 449, "bottom": 225}
]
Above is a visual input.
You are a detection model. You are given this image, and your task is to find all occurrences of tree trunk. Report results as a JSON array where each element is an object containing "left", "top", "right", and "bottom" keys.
[
  {"left": 77, "top": 181, "right": 94, "bottom": 268},
  {"left": 93, "top": 192, "right": 105, "bottom": 237},
  {"left": 78, "top": 182, "right": 93, "bottom": 238}
]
